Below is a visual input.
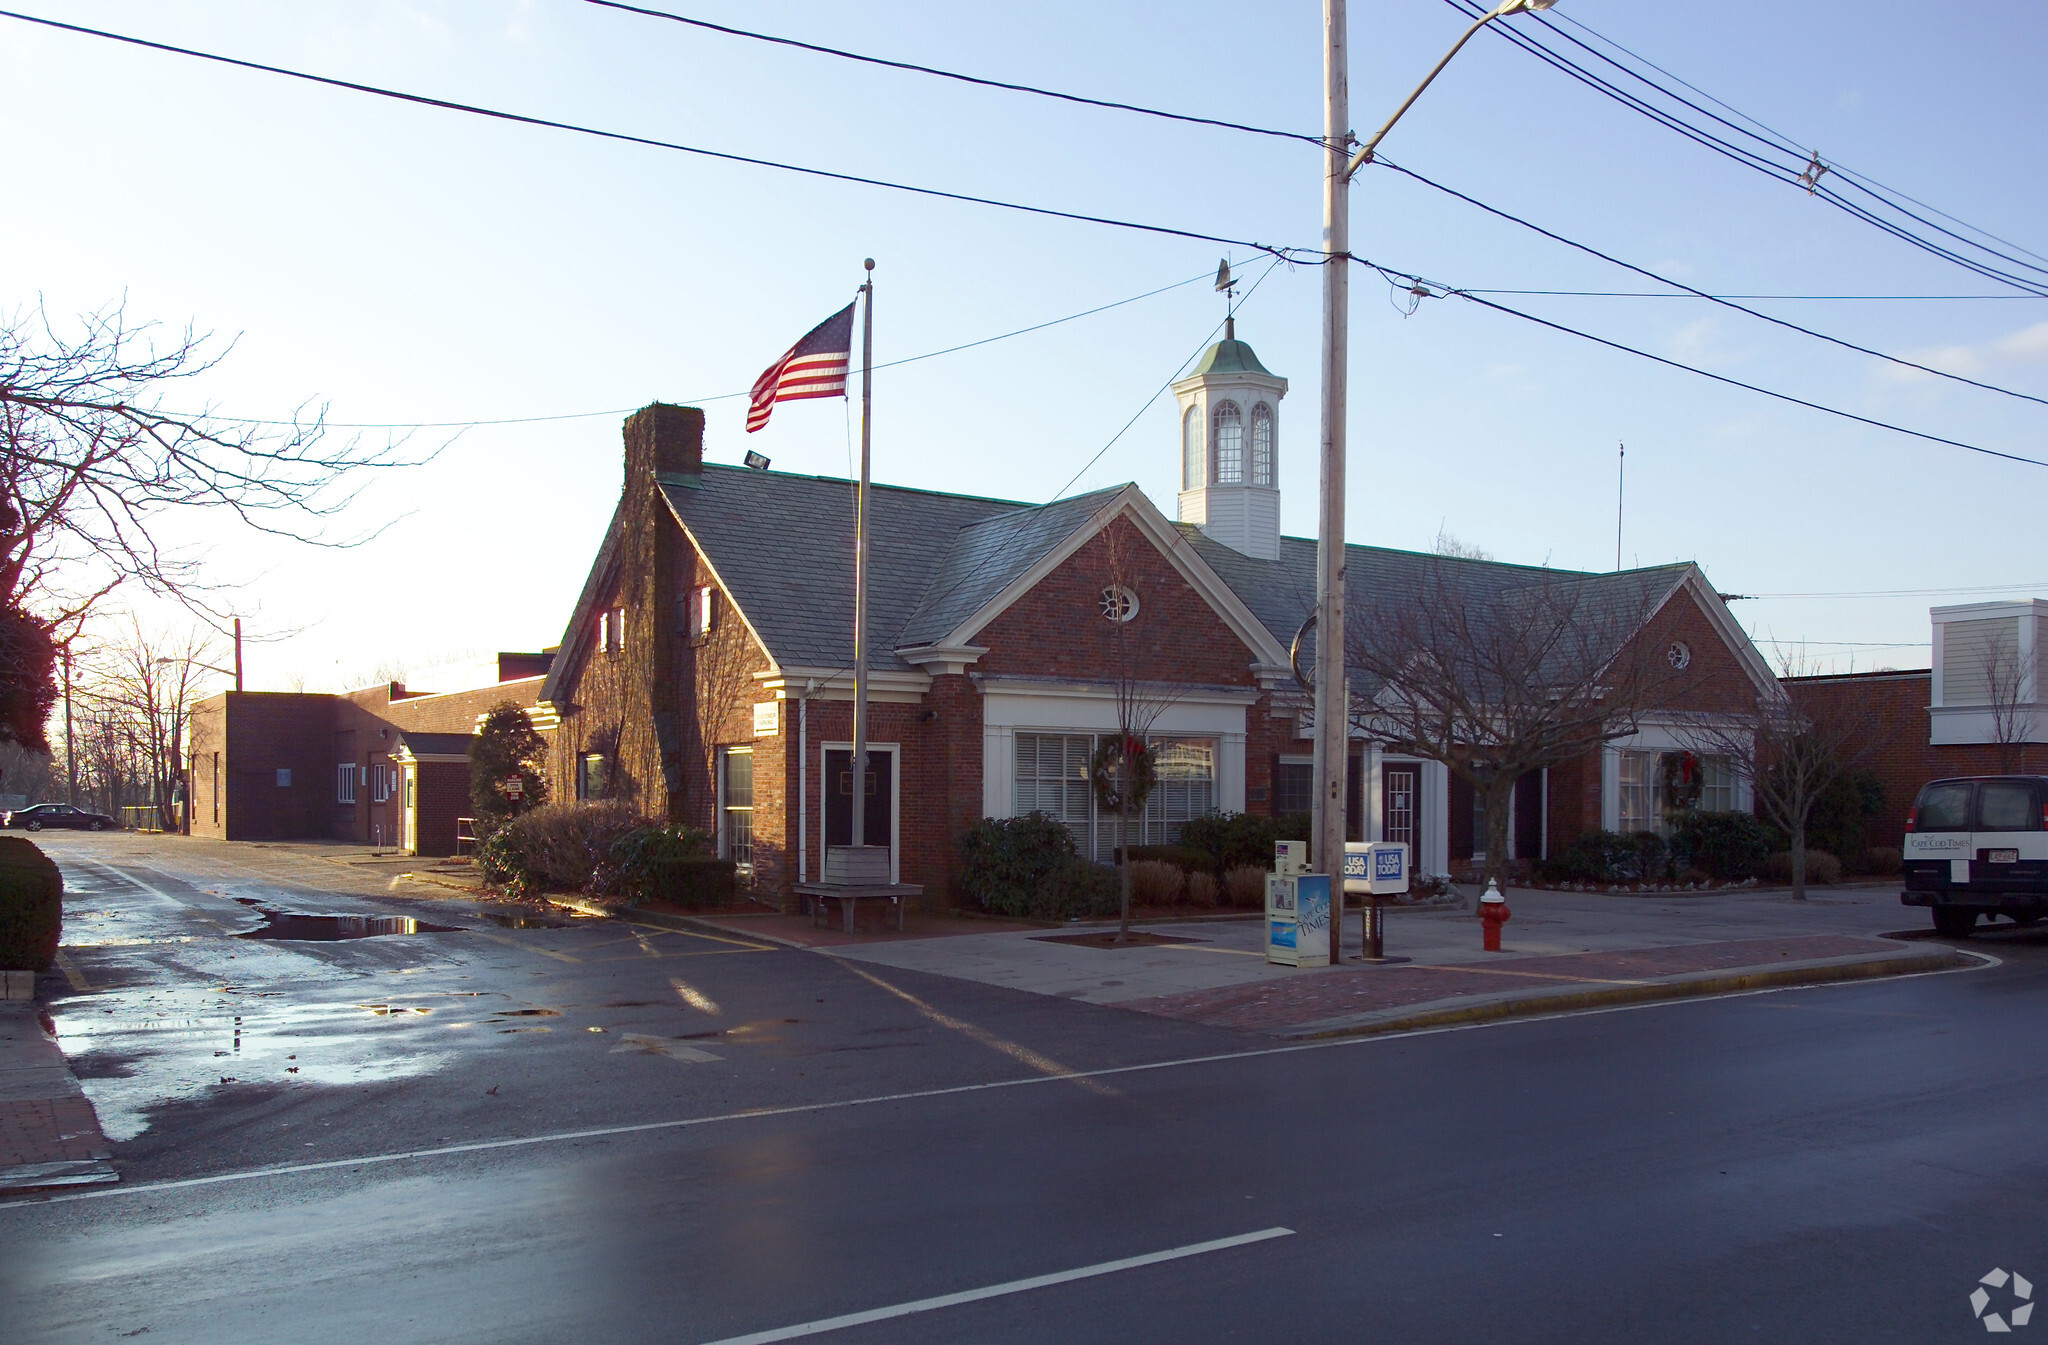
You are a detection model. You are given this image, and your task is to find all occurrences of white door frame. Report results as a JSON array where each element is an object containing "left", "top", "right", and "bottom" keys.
[{"left": 821, "top": 741, "right": 902, "bottom": 884}]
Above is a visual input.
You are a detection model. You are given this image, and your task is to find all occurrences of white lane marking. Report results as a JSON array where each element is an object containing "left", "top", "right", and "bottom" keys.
[
  {"left": 695, "top": 1228, "right": 1294, "bottom": 1345},
  {"left": 0, "top": 945, "right": 1991, "bottom": 1212}
]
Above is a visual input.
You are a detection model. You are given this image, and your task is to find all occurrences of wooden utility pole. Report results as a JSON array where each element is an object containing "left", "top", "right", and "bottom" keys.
[
  {"left": 63, "top": 647, "right": 76, "bottom": 807},
  {"left": 1314, "top": 0, "right": 1352, "bottom": 960}
]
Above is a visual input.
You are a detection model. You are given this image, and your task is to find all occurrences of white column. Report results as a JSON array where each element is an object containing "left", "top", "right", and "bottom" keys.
[
  {"left": 1421, "top": 758, "right": 1450, "bottom": 876},
  {"left": 984, "top": 724, "right": 1015, "bottom": 819},
  {"left": 1364, "top": 741, "right": 1384, "bottom": 841},
  {"left": 1600, "top": 744, "right": 1621, "bottom": 832},
  {"left": 1219, "top": 731, "right": 1248, "bottom": 813}
]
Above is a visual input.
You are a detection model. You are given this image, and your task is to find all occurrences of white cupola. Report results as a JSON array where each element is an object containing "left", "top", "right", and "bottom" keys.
[{"left": 1172, "top": 318, "right": 1287, "bottom": 561}]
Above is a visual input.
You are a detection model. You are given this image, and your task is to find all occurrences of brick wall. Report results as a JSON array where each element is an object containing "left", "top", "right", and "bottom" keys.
[
  {"left": 973, "top": 518, "right": 1259, "bottom": 689},
  {"left": 1790, "top": 669, "right": 2048, "bottom": 845},
  {"left": 546, "top": 405, "right": 705, "bottom": 823},
  {"left": 411, "top": 760, "right": 470, "bottom": 857},
  {"left": 186, "top": 692, "right": 337, "bottom": 841}
]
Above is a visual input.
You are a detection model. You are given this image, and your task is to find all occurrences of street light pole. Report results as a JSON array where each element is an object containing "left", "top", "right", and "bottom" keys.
[
  {"left": 1313, "top": 0, "right": 1352, "bottom": 960},
  {"left": 1314, "top": 0, "right": 1558, "bottom": 962}
]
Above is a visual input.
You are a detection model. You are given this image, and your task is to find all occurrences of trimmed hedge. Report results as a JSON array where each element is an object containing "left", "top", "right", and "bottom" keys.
[
  {"left": 956, "top": 813, "right": 1122, "bottom": 920},
  {"left": 1179, "top": 812, "right": 1284, "bottom": 875},
  {"left": 1668, "top": 810, "right": 1771, "bottom": 881},
  {"left": 1542, "top": 830, "right": 1669, "bottom": 884},
  {"left": 0, "top": 836, "right": 62, "bottom": 971},
  {"left": 645, "top": 855, "right": 737, "bottom": 907}
]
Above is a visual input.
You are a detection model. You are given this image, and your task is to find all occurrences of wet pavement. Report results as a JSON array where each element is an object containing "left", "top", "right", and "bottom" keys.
[{"left": 12, "top": 832, "right": 1252, "bottom": 1186}]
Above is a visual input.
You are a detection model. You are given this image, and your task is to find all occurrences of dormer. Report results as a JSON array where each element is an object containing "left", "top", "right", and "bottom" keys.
[{"left": 1172, "top": 320, "right": 1287, "bottom": 561}]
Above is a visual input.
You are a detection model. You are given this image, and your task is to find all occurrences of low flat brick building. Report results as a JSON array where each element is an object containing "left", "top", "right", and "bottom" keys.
[
  {"left": 536, "top": 330, "right": 1779, "bottom": 907},
  {"left": 1789, "top": 600, "right": 2048, "bottom": 843},
  {"left": 187, "top": 653, "right": 551, "bottom": 853}
]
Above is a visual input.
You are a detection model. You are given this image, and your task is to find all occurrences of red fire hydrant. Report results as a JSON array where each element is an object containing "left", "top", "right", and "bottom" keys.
[{"left": 1480, "top": 879, "right": 1511, "bottom": 952}]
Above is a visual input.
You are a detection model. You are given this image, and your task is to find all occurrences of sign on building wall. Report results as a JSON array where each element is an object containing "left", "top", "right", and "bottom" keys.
[{"left": 753, "top": 700, "right": 780, "bottom": 739}]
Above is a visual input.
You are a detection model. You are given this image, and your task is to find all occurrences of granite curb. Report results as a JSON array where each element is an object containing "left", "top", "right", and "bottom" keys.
[{"left": 1272, "top": 944, "right": 1978, "bottom": 1041}]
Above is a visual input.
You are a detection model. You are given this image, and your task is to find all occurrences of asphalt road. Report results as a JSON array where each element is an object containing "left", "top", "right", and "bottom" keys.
[{"left": 4, "top": 836, "right": 2045, "bottom": 1343}]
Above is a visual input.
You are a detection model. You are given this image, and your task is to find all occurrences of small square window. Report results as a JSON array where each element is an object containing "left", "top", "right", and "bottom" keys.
[{"left": 275, "top": 768, "right": 292, "bottom": 788}]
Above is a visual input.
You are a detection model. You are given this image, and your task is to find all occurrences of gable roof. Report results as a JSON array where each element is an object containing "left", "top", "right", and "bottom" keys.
[
  {"left": 546, "top": 454, "right": 1767, "bottom": 703},
  {"left": 539, "top": 497, "right": 625, "bottom": 705},
  {"left": 659, "top": 466, "right": 1023, "bottom": 673}
]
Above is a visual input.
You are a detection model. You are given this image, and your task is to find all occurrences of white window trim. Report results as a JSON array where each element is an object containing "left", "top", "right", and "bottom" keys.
[
  {"left": 718, "top": 745, "right": 756, "bottom": 873},
  {"left": 336, "top": 763, "right": 357, "bottom": 805},
  {"left": 980, "top": 680, "right": 1252, "bottom": 821}
]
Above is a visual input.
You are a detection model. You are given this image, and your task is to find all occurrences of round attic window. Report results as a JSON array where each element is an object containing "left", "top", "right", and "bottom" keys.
[
  {"left": 1666, "top": 640, "right": 1693, "bottom": 670},
  {"left": 1099, "top": 586, "right": 1140, "bottom": 624}
]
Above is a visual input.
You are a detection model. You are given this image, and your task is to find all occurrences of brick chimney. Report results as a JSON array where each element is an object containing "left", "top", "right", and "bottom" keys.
[{"left": 623, "top": 402, "right": 705, "bottom": 484}]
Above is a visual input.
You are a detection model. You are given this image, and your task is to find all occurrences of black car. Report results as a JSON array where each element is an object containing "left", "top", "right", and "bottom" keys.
[{"left": 3, "top": 803, "right": 115, "bottom": 832}]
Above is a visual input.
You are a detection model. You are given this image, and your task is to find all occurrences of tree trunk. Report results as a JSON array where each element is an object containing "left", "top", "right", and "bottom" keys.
[
  {"left": 1481, "top": 775, "right": 1518, "bottom": 898},
  {"left": 1790, "top": 817, "right": 1808, "bottom": 901},
  {"left": 1116, "top": 796, "right": 1132, "bottom": 943}
]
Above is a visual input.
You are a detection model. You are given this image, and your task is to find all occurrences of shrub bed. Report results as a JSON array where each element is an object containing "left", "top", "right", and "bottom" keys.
[
  {"left": 1127, "top": 859, "right": 1184, "bottom": 907},
  {"left": 482, "top": 801, "right": 645, "bottom": 896},
  {"left": 1764, "top": 850, "right": 1841, "bottom": 886},
  {"left": 1179, "top": 812, "right": 1283, "bottom": 875},
  {"left": 1123, "top": 844, "right": 1213, "bottom": 874},
  {"left": 1668, "top": 810, "right": 1771, "bottom": 881},
  {"left": 0, "top": 837, "right": 61, "bottom": 971}
]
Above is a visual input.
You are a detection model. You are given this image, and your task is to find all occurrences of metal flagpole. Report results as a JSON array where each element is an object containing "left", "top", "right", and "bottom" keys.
[{"left": 850, "top": 259, "right": 875, "bottom": 855}]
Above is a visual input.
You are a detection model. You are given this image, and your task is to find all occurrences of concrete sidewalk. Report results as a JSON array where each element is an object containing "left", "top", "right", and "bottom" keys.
[
  {"left": 826, "top": 884, "right": 1976, "bottom": 1038},
  {"left": 0, "top": 998, "right": 115, "bottom": 1192}
]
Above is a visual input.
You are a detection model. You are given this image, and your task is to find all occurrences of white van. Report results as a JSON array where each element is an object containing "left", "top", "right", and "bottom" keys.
[{"left": 1901, "top": 775, "right": 2048, "bottom": 936}]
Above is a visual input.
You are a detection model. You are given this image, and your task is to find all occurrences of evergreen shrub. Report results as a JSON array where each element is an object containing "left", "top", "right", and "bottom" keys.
[
  {"left": 1668, "top": 810, "right": 1771, "bottom": 881},
  {"left": 0, "top": 837, "right": 61, "bottom": 971}
]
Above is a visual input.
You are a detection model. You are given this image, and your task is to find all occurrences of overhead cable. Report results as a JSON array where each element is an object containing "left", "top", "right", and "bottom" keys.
[
  {"left": 199, "top": 267, "right": 1222, "bottom": 429},
  {"left": 0, "top": 9, "right": 1310, "bottom": 264},
  {"left": 1441, "top": 0, "right": 2048, "bottom": 294},
  {"left": 580, "top": 0, "right": 1322, "bottom": 147},
  {"left": 1364, "top": 259, "right": 2048, "bottom": 469},
  {"left": 1376, "top": 157, "right": 2048, "bottom": 408}
]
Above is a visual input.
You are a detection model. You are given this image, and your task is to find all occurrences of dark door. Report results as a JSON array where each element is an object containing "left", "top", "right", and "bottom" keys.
[
  {"left": 824, "top": 750, "right": 892, "bottom": 849},
  {"left": 1383, "top": 764, "right": 1421, "bottom": 858},
  {"left": 1515, "top": 769, "right": 1545, "bottom": 860}
]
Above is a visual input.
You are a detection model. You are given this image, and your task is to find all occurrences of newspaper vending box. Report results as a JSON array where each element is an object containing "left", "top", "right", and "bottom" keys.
[{"left": 1265, "top": 872, "right": 1332, "bottom": 968}]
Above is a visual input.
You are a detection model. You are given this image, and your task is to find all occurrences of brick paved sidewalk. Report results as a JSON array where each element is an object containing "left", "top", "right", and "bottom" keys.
[
  {"left": 1116, "top": 934, "right": 1964, "bottom": 1039},
  {"left": 0, "top": 1002, "right": 116, "bottom": 1191}
]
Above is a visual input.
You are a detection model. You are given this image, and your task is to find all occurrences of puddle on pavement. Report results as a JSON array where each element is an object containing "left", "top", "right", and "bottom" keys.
[
  {"left": 494, "top": 1008, "right": 561, "bottom": 1017},
  {"left": 236, "top": 910, "right": 461, "bottom": 941}
]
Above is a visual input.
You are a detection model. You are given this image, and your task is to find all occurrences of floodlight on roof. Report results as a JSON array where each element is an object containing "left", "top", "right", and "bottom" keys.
[{"left": 743, "top": 450, "right": 771, "bottom": 471}]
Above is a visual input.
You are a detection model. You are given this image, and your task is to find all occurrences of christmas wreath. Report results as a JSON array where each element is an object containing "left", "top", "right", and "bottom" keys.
[
  {"left": 1090, "top": 735, "right": 1157, "bottom": 814},
  {"left": 1660, "top": 750, "right": 1703, "bottom": 813}
]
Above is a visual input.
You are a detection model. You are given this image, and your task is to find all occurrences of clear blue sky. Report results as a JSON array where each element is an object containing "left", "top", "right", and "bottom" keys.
[{"left": 3, "top": 0, "right": 2044, "bottom": 689}]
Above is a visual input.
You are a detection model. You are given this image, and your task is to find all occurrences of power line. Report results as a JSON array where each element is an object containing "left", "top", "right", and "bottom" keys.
[
  {"left": 1440, "top": 0, "right": 2048, "bottom": 297},
  {"left": 1465, "top": 289, "right": 2042, "bottom": 301},
  {"left": 1741, "top": 583, "right": 2048, "bottom": 601},
  {"left": 1549, "top": 9, "right": 2048, "bottom": 274},
  {"left": 580, "top": 0, "right": 1321, "bottom": 147},
  {"left": 200, "top": 267, "right": 1222, "bottom": 429},
  {"left": 1375, "top": 156, "right": 2048, "bottom": 408},
  {"left": 0, "top": 9, "right": 1311, "bottom": 263},
  {"left": 1362, "top": 259, "right": 2048, "bottom": 469}
]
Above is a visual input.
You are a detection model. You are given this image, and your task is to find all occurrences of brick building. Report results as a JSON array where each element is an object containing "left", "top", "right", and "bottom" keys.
[
  {"left": 535, "top": 330, "right": 1778, "bottom": 907},
  {"left": 186, "top": 653, "right": 551, "bottom": 853},
  {"left": 1788, "top": 600, "right": 2048, "bottom": 844}
]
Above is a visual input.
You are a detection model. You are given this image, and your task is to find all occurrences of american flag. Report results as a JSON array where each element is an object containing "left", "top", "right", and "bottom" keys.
[{"left": 746, "top": 302, "right": 856, "bottom": 433}]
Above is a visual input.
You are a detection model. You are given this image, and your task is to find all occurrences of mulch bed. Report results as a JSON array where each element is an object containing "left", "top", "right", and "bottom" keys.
[{"left": 1034, "top": 930, "right": 1210, "bottom": 949}]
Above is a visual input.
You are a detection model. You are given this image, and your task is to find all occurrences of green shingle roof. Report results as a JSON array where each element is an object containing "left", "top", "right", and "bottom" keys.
[{"left": 1186, "top": 338, "right": 1274, "bottom": 378}]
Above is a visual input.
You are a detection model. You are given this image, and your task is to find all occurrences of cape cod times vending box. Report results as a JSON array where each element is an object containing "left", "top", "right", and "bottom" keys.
[{"left": 1265, "top": 872, "right": 1332, "bottom": 968}]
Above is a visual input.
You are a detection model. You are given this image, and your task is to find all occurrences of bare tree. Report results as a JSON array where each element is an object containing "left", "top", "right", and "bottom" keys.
[
  {"left": 1346, "top": 565, "right": 1696, "bottom": 895},
  {"left": 1680, "top": 656, "right": 1876, "bottom": 900},
  {"left": 1097, "top": 521, "right": 1181, "bottom": 943},
  {"left": 72, "top": 619, "right": 223, "bottom": 830},
  {"left": 0, "top": 299, "right": 420, "bottom": 628},
  {"left": 687, "top": 587, "right": 764, "bottom": 830},
  {"left": 1982, "top": 637, "right": 2035, "bottom": 774}
]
